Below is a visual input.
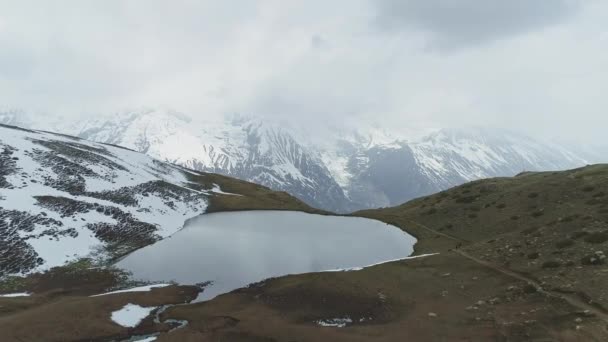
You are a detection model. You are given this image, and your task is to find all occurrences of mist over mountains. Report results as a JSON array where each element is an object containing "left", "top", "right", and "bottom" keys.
[{"left": 1, "top": 109, "right": 603, "bottom": 212}]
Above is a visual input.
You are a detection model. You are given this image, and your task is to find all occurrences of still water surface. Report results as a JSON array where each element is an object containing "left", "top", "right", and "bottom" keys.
[{"left": 117, "top": 211, "right": 416, "bottom": 300}]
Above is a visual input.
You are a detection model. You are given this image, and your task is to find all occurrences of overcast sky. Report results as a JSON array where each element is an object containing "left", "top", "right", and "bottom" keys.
[{"left": 0, "top": 0, "right": 606, "bottom": 143}]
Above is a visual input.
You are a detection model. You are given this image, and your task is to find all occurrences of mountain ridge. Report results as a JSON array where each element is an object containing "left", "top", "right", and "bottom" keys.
[{"left": 3, "top": 109, "right": 602, "bottom": 212}]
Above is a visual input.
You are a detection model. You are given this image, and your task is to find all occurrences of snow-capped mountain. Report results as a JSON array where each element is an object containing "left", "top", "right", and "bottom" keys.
[
  {"left": 0, "top": 123, "right": 242, "bottom": 276},
  {"left": 0, "top": 109, "right": 30, "bottom": 127},
  {"left": 8, "top": 109, "right": 602, "bottom": 212},
  {"left": 328, "top": 127, "right": 592, "bottom": 208},
  {"left": 58, "top": 110, "right": 352, "bottom": 212}
]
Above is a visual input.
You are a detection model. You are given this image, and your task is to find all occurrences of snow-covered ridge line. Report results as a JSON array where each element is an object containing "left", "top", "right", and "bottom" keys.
[
  {"left": 0, "top": 123, "right": 209, "bottom": 276},
  {"left": 6, "top": 110, "right": 599, "bottom": 212}
]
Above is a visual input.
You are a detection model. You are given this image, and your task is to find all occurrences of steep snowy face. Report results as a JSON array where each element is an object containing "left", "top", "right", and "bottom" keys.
[
  {"left": 63, "top": 110, "right": 352, "bottom": 212},
  {"left": 319, "top": 127, "right": 592, "bottom": 210},
  {"left": 0, "top": 123, "right": 210, "bottom": 276},
  {"left": 25, "top": 110, "right": 596, "bottom": 212},
  {"left": 236, "top": 119, "right": 351, "bottom": 212},
  {"left": 411, "top": 128, "right": 589, "bottom": 185},
  {"left": 0, "top": 109, "right": 29, "bottom": 127}
]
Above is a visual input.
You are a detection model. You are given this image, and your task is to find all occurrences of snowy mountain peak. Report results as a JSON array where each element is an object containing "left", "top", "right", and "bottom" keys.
[{"left": 4, "top": 109, "right": 602, "bottom": 212}]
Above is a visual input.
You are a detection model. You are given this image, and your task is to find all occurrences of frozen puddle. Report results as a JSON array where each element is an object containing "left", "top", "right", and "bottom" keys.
[
  {"left": 111, "top": 303, "right": 156, "bottom": 328},
  {"left": 117, "top": 211, "right": 417, "bottom": 301}
]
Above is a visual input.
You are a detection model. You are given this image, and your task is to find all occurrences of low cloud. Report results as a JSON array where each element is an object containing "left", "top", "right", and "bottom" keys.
[
  {"left": 0, "top": 0, "right": 606, "bottom": 144},
  {"left": 373, "top": 0, "right": 581, "bottom": 50}
]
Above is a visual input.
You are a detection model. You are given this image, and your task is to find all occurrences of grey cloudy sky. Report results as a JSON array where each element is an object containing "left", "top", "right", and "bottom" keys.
[{"left": 0, "top": 0, "right": 606, "bottom": 143}]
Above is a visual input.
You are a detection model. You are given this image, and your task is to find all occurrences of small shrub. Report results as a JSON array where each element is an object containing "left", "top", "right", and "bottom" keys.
[
  {"left": 581, "top": 254, "right": 605, "bottom": 266},
  {"left": 496, "top": 203, "right": 507, "bottom": 209},
  {"left": 527, "top": 252, "right": 540, "bottom": 259},
  {"left": 586, "top": 199, "right": 602, "bottom": 206},
  {"left": 584, "top": 232, "right": 608, "bottom": 244},
  {"left": 561, "top": 215, "right": 579, "bottom": 223},
  {"left": 555, "top": 239, "right": 575, "bottom": 249},
  {"left": 426, "top": 208, "right": 437, "bottom": 215},
  {"left": 455, "top": 195, "right": 478, "bottom": 204},
  {"left": 510, "top": 215, "right": 520, "bottom": 220},
  {"left": 528, "top": 192, "right": 539, "bottom": 198},
  {"left": 521, "top": 226, "right": 539, "bottom": 235},
  {"left": 593, "top": 192, "right": 605, "bottom": 198},
  {"left": 541, "top": 260, "right": 561, "bottom": 268},
  {"left": 570, "top": 231, "right": 589, "bottom": 240},
  {"left": 582, "top": 186, "right": 595, "bottom": 192},
  {"left": 522, "top": 284, "right": 537, "bottom": 294},
  {"left": 468, "top": 213, "right": 478, "bottom": 219},
  {"left": 531, "top": 210, "right": 544, "bottom": 218}
]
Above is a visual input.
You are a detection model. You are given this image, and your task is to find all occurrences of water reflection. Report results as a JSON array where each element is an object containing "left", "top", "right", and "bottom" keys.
[{"left": 117, "top": 211, "right": 416, "bottom": 300}]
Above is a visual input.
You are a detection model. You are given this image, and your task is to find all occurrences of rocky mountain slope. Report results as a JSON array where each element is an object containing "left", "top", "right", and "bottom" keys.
[
  {"left": 0, "top": 123, "right": 315, "bottom": 277},
  {"left": 4, "top": 109, "right": 602, "bottom": 212}
]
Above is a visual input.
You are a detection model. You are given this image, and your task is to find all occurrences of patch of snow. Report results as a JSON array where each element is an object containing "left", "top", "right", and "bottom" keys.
[
  {"left": 319, "top": 150, "right": 352, "bottom": 190},
  {"left": 209, "top": 184, "right": 242, "bottom": 196},
  {"left": 323, "top": 253, "right": 438, "bottom": 272},
  {"left": 136, "top": 337, "right": 157, "bottom": 342},
  {"left": 316, "top": 317, "right": 352, "bottom": 328},
  {"left": 110, "top": 303, "right": 157, "bottom": 328},
  {"left": 0, "top": 292, "right": 31, "bottom": 297},
  {"left": 91, "top": 284, "right": 172, "bottom": 297}
]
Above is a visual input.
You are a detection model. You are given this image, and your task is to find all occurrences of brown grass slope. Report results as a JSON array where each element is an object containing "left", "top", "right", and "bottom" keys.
[
  {"left": 3, "top": 165, "right": 608, "bottom": 341},
  {"left": 359, "top": 163, "right": 608, "bottom": 306},
  {"left": 155, "top": 164, "right": 608, "bottom": 341},
  {"left": 186, "top": 171, "right": 327, "bottom": 214}
]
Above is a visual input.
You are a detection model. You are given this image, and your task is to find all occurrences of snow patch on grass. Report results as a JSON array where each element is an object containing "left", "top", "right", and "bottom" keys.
[
  {"left": 210, "top": 183, "right": 242, "bottom": 196},
  {"left": 323, "top": 253, "right": 439, "bottom": 272},
  {"left": 110, "top": 303, "right": 156, "bottom": 328},
  {"left": 316, "top": 317, "right": 352, "bottom": 328},
  {"left": 0, "top": 292, "right": 31, "bottom": 297},
  {"left": 92, "top": 284, "right": 171, "bottom": 297}
]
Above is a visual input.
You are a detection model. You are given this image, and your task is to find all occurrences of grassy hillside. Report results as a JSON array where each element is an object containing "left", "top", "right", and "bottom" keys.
[
  {"left": 359, "top": 164, "right": 608, "bottom": 308},
  {"left": 155, "top": 164, "right": 608, "bottom": 341},
  {"left": 187, "top": 171, "right": 327, "bottom": 214},
  {"left": 3, "top": 165, "right": 608, "bottom": 341}
]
